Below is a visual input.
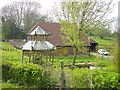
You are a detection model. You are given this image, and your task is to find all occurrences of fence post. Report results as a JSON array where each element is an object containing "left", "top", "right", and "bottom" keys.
[{"left": 60, "top": 60, "right": 66, "bottom": 89}]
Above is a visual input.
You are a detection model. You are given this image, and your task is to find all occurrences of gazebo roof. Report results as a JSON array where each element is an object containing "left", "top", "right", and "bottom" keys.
[
  {"left": 22, "top": 41, "right": 56, "bottom": 51},
  {"left": 28, "top": 26, "right": 50, "bottom": 35}
]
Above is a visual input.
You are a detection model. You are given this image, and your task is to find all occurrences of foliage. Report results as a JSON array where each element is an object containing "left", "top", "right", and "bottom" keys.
[
  {"left": 66, "top": 68, "right": 91, "bottom": 88},
  {"left": 92, "top": 69, "right": 120, "bottom": 89},
  {"left": 64, "top": 68, "right": 120, "bottom": 89},
  {"left": 86, "top": 26, "right": 111, "bottom": 39},
  {"left": 2, "top": 19, "right": 25, "bottom": 39},
  {"left": 2, "top": 61, "right": 57, "bottom": 88},
  {"left": 48, "top": 67, "right": 120, "bottom": 89},
  {"left": 113, "top": 45, "right": 120, "bottom": 73}
]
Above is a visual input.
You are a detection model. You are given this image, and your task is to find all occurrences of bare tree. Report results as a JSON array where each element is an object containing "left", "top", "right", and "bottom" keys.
[{"left": 2, "top": 1, "right": 41, "bottom": 33}]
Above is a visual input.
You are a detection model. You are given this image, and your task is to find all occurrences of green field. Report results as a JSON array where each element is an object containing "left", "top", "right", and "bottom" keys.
[
  {"left": 1, "top": 41, "right": 115, "bottom": 68},
  {"left": 90, "top": 36, "right": 116, "bottom": 46},
  {"left": 0, "top": 42, "right": 15, "bottom": 49}
]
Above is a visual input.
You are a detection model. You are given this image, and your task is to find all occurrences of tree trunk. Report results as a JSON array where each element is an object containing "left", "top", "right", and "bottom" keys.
[{"left": 73, "top": 47, "right": 77, "bottom": 65}]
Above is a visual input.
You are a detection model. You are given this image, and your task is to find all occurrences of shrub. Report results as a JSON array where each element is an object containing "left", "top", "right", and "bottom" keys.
[
  {"left": 2, "top": 61, "right": 57, "bottom": 88},
  {"left": 92, "top": 69, "right": 120, "bottom": 89},
  {"left": 2, "top": 61, "right": 120, "bottom": 89},
  {"left": 66, "top": 68, "right": 91, "bottom": 88},
  {"left": 64, "top": 68, "right": 120, "bottom": 89}
]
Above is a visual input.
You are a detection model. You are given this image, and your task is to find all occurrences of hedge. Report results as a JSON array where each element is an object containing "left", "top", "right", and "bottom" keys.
[
  {"left": 65, "top": 68, "right": 120, "bottom": 89},
  {"left": 2, "top": 61, "right": 120, "bottom": 89},
  {"left": 2, "top": 61, "right": 57, "bottom": 88}
]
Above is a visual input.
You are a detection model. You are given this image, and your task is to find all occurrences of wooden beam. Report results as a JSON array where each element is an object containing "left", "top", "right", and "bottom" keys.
[
  {"left": 32, "top": 52, "right": 34, "bottom": 63},
  {"left": 46, "top": 51, "right": 48, "bottom": 67},
  {"left": 41, "top": 51, "right": 42, "bottom": 62},
  {"left": 28, "top": 53, "right": 31, "bottom": 63},
  {"left": 49, "top": 51, "right": 51, "bottom": 62},
  {"left": 39, "top": 51, "right": 41, "bottom": 65},
  {"left": 21, "top": 51, "right": 24, "bottom": 63},
  {"left": 52, "top": 51, "right": 54, "bottom": 65}
]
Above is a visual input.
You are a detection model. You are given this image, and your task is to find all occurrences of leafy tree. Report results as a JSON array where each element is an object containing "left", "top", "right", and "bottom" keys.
[
  {"left": 86, "top": 26, "right": 111, "bottom": 39},
  {"left": 2, "top": 19, "right": 25, "bottom": 39},
  {"left": 54, "top": 0, "right": 114, "bottom": 65},
  {"left": 2, "top": 19, "right": 15, "bottom": 39}
]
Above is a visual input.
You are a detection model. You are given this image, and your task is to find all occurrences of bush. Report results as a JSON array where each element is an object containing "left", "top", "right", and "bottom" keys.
[
  {"left": 92, "top": 69, "right": 120, "bottom": 89},
  {"left": 66, "top": 68, "right": 91, "bottom": 88},
  {"left": 64, "top": 68, "right": 120, "bottom": 89},
  {"left": 2, "top": 61, "right": 57, "bottom": 88},
  {"left": 2, "top": 61, "right": 120, "bottom": 89}
]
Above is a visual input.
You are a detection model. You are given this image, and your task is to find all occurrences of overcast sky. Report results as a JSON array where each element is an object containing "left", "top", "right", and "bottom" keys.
[
  {"left": 0, "top": 0, "right": 60, "bottom": 14},
  {"left": 0, "top": 0, "right": 119, "bottom": 18}
]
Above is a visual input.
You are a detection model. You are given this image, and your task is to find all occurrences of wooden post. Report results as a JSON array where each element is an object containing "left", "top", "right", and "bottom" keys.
[
  {"left": 60, "top": 60, "right": 66, "bottom": 88},
  {"left": 21, "top": 51, "right": 24, "bottom": 63},
  {"left": 102, "top": 54, "right": 104, "bottom": 60},
  {"left": 49, "top": 51, "right": 51, "bottom": 62},
  {"left": 46, "top": 51, "right": 48, "bottom": 67},
  {"left": 39, "top": 51, "right": 41, "bottom": 65},
  {"left": 28, "top": 53, "right": 31, "bottom": 63},
  {"left": 52, "top": 51, "right": 54, "bottom": 65},
  {"left": 41, "top": 51, "right": 42, "bottom": 63},
  {"left": 32, "top": 52, "right": 34, "bottom": 63}
]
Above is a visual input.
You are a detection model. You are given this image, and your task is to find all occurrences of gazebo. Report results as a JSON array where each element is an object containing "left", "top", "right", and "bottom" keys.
[{"left": 21, "top": 26, "right": 56, "bottom": 66}]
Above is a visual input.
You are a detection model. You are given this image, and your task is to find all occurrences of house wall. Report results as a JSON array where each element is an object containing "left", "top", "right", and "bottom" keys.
[
  {"left": 54, "top": 46, "right": 90, "bottom": 56},
  {"left": 54, "top": 47, "right": 69, "bottom": 56}
]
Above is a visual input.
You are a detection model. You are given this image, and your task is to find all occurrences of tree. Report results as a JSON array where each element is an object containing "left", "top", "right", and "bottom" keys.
[
  {"left": 86, "top": 26, "right": 111, "bottom": 39},
  {"left": 2, "top": 1, "right": 41, "bottom": 33},
  {"left": 54, "top": 0, "right": 114, "bottom": 65},
  {"left": 2, "top": 19, "right": 25, "bottom": 39}
]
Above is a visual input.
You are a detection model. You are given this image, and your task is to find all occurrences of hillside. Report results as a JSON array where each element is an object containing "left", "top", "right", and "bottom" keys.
[{"left": 90, "top": 36, "right": 116, "bottom": 46}]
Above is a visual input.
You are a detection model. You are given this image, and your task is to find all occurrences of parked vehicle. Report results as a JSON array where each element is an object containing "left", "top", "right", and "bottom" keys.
[{"left": 98, "top": 49, "right": 109, "bottom": 55}]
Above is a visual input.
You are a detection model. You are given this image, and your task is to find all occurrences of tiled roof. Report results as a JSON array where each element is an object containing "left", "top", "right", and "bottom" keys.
[{"left": 28, "top": 22, "right": 97, "bottom": 47}]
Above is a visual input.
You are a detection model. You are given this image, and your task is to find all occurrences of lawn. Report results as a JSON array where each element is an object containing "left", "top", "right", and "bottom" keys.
[
  {"left": 54, "top": 55, "right": 96, "bottom": 66},
  {"left": 1, "top": 42, "right": 115, "bottom": 68},
  {"left": 0, "top": 42, "right": 15, "bottom": 49},
  {"left": 1, "top": 42, "right": 27, "bottom": 63}
]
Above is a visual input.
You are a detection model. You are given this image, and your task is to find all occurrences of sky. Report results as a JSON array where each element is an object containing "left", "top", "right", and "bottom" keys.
[
  {"left": 0, "top": 0, "right": 119, "bottom": 17},
  {"left": 0, "top": 0, "right": 61, "bottom": 14},
  {"left": 0, "top": 0, "right": 119, "bottom": 21}
]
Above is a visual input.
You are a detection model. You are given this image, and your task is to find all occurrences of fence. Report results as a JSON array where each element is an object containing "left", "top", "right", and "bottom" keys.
[{"left": 0, "top": 48, "right": 18, "bottom": 52}]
